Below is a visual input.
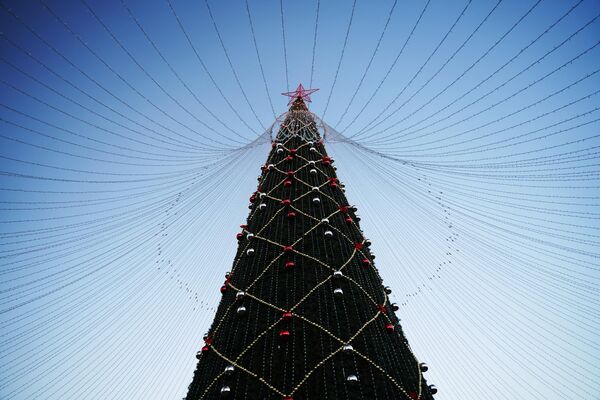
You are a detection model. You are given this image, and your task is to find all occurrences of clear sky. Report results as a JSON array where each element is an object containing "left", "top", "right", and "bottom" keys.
[{"left": 0, "top": 0, "right": 599, "bottom": 399}]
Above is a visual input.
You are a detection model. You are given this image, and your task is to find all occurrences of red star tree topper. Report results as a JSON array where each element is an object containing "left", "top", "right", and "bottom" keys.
[{"left": 282, "top": 83, "right": 319, "bottom": 106}]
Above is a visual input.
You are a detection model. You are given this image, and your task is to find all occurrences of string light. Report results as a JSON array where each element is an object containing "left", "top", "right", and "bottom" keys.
[{"left": 4, "top": 1, "right": 598, "bottom": 397}]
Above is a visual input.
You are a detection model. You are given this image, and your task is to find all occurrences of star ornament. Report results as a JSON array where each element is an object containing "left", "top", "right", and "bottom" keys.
[{"left": 282, "top": 83, "right": 319, "bottom": 105}]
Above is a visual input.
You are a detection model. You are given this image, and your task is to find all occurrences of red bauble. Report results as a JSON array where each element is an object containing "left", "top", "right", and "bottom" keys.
[
  {"left": 286, "top": 170, "right": 294, "bottom": 176},
  {"left": 385, "top": 323, "right": 395, "bottom": 333},
  {"left": 284, "top": 180, "right": 292, "bottom": 187},
  {"left": 377, "top": 305, "right": 386, "bottom": 314},
  {"left": 339, "top": 205, "right": 349, "bottom": 214},
  {"left": 240, "top": 224, "right": 248, "bottom": 229},
  {"left": 354, "top": 242, "right": 364, "bottom": 250},
  {"left": 285, "top": 155, "right": 293, "bottom": 161},
  {"left": 289, "top": 148, "right": 297, "bottom": 155},
  {"left": 282, "top": 311, "right": 293, "bottom": 321},
  {"left": 236, "top": 233, "right": 243, "bottom": 240},
  {"left": 287, "top": 211, "right": 296, "bottom": 219},
  {"left": 220, "top": 285, "right": 227, "bottom": 294},
  {"left": 279, "top": 329, "right": 291, "bottom": 338},
  {"left": 201, "top": 345, "right": 209, "bottom": 353},
  {"left": 281, "top": 199, "right": 292, "bottom": 206},
  {"left": 361, "top": 258, "right": 371, "bottom": 267},
  {"left": 283, "top": 245, "right": 294, "bottom": 253},
  {"left": 345, "top": 216, "right": 353, "bottom": 224},
  {"left": 284, "top": 261, "right": 295, "bottom": 270}
]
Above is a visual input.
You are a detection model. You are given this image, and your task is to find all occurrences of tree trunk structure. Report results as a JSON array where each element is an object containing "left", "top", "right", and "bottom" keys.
[{"left": 186, "top": 97, "right": 435, "bottom": 400}]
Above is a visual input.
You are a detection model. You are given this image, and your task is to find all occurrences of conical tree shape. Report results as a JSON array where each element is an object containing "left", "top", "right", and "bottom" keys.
[{"left": 186, "top": 97, "right": 435, "bottom": 400}]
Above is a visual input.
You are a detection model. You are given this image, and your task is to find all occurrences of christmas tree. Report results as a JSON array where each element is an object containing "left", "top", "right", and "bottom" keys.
[{"left": 186, "top": 85, "right": 435, "bottom": 400}]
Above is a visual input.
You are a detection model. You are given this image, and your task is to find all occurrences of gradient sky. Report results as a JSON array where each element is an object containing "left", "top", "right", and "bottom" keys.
[{"left": 0, "top": 0, "right": 599, "bottom": 399}]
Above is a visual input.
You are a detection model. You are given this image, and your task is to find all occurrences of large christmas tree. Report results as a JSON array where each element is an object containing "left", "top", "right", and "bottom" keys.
[{"left": 186, "top": 85, "right": 435, "bottom": 400}]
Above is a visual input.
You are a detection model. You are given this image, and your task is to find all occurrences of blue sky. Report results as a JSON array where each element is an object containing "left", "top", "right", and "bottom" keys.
[{"left": 0, "top": 0, "right": 599, "bottom": 399}]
